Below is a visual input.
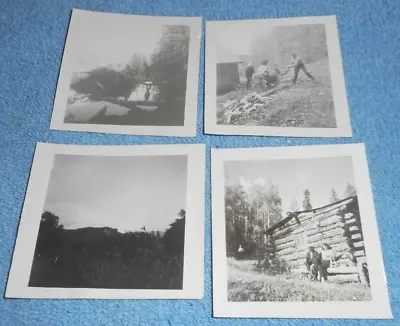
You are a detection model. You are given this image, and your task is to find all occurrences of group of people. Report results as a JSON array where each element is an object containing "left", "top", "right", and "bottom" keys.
[
  {"left": 304, "top": 243, "right": 340, "bottom": 282},
  {"left": 245, "top": 52, "right": 316, "bottom": 90}
]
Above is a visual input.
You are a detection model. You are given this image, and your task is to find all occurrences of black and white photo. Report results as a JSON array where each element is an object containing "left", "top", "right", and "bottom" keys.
[
  {"left": 211, "top": 144, "right": 391, "bottom": 318},
  {"left": 205, "top": 16, "right": 352, "bottom": 137},
  {"left": 51, "top": 9, "right": 202, "bottom": 136},
  {"left": 6, "top": 143, "right": 205, "bottom": 299}
]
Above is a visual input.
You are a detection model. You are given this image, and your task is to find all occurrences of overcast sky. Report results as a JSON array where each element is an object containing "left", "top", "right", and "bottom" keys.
[
  {"left": 214, "top": 22, "right": 272, "bottom": 56},
  {"left": 43, "top": 154, "right": 187, "bottom": 232},
  {"left": 224, "top": 156, "right": 355, "bottom": 214},
  {"left": 71, "top": 12, "right": 166, "bottom": 72}
]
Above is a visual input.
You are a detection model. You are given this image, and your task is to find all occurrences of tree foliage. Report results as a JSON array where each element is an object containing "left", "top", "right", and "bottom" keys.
[
  {"left": 150, "top": 25, "right": 190, "bottom": 97},
  {"left": 250, "top": 24, "right": 328, "bottom": 68},
  {"left": 329, "top": 188, "right": 339, "bottom": 203},
  {"left": 302, "top": 188, "right": 312, "bottom": 210},
  {"left": 163, "top": 210, "right": 185, "bottom": 257},
  {"left": 344, "top": 182, "right": 357, "bottom": 198},
  {"left": 29, "top": 210, "right": 186, "bottom": 290},
  {"left": 70, "top": 67, "right": 137, "bottom": 100},
  {"left": 225, "top": 182, "right": 283, "bottom": 258},
  {"left": 70, "top": 25, "right": 190, "bottom": 101}
]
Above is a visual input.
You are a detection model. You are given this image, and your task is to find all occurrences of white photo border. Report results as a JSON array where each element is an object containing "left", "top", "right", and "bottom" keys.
[
  {"left": 205, "top": 15, "right": 352, "bottom": 137},
  {"left": 50, "top": 9, "right": 202, "bottom": 137},
  {"left": 6, "top": 142, "right": 206, "bottom": 299},
  {"left": 211, "top": 143, "right": 392, "bottom": 318}
]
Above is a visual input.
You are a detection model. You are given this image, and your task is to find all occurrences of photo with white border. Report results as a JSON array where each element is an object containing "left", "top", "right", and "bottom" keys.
[
  {"left": 211, "top": 144, "right": 392, "bottom": 318},
  {"left": 205, "top": 15, "right": 352, "bottom": 137},
  {"left": 51, "top": 9, "right": 202, "bottom": 137},
  {"left": 6, "top": 142, "right": 205, "bottom": 299}
]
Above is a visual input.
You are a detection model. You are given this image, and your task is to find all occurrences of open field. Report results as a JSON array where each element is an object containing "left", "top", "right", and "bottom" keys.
[
  {"left": 227, "top": 258, "right": 372, "bottom": 302},
  {"left": 217, "top": 59, "right": 336, "bottom": 128}
]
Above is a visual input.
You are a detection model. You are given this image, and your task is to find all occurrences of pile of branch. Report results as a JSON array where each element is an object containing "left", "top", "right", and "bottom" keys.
[{"left": 223, "top": 93, "right": 271, "bottom": 124}]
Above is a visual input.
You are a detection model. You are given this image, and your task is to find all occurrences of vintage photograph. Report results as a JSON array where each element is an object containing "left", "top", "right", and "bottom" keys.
[
  {"left": 6, "top": 143, "right": 205, "bottom": 299},
  {"left": 212, "top": 144, "right": 392, "bottom": 318},
  {"left": 205, "top": 16, "right": 352, "bottom": 137},
  {"left": 51, "top": 9, "right": 202, "bottom": 136}
]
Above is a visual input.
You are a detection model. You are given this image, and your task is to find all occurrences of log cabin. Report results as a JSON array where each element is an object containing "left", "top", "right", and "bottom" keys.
[{"left": 265, "top": 196, "right": 369, "bottom": 284}]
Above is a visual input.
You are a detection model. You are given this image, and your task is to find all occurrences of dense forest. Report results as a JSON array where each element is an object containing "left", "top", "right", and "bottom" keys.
[
  {"left": 250, "top": 24, "right": 328, "bottom": 68},
  {"left": 70, "top": 25, "right": 190, "bottom": 102},
  {"left": 29, "top": 210, "right": 186, "bottom": 289},
  {"left": 225, "top": 181, "right": 357, "bottom": 258}
]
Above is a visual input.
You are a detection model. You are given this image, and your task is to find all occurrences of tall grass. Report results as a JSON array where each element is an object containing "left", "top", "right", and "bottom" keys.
[{"left": 227, "top": 258, "right": 372, "bottom": 302}]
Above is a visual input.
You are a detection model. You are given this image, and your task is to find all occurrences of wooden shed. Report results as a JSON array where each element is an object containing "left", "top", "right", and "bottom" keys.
[
  {"left": 265, "top": 196, "right": 369, "bottom": 283},
  {"left": 216, "top": 47, "right": 242, "bottom": 95}
]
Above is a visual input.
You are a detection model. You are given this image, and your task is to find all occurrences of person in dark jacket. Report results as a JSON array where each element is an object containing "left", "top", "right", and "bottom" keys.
[
  {"left": 304, "top": 245, "right": 321, "bottom": 281},
  {"left": 287, "top": 53, "right": 315, "bottom": 84},
  {"left": 245, "top": 63, "right": 255, "bottom": 90}
]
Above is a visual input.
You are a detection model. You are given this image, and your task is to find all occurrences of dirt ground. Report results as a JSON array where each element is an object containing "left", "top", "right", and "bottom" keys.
[
  {"left": 227, "top": 258, "right": 372, "bottom": 302},
  {"left": 217, "top": 59, "right": 337, "bottom": 128}
]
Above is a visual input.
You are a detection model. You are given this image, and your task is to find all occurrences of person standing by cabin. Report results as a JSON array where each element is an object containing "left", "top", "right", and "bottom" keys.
[
  {"left": 287, "top": 53, "right": 315, "bottom": 85},
  {"left": 304, "top": 245, "right": 321, "bottom": 281},
  {"left": 319, "top": 243, "right": 337, "bottom": 282},
  {"left": 245, "top": 63, "right": 255, "bottom": 90}
]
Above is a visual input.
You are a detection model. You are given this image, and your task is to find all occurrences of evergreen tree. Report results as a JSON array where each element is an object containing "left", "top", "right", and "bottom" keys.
[
  {"left": 302, "top": 189, "right": 312, "bottom": 210},
  {"left": 150, "top": 25, "right": 190, "bottom": 98},
  {"left": 329, "top": 188, "right": 339, "bottom": 203},
  {"left": 344, "top": 182, "right": 357, "bottom": 197}
]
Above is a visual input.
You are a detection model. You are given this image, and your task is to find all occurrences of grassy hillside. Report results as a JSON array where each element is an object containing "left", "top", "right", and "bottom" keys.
[{"left": 217, "top": 59, "right": 336, "bottom": 128}]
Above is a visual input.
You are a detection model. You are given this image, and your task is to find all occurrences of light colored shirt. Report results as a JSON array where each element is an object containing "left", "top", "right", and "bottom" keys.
[
  {"left": 321, "top": 248, "right": 332, "bottom": 261},
  {"left": 256, "top": 64, "right": 268, "bottom": 76},
  {"left": 290, "top": 56, "right": 301, "bottom": 67}
]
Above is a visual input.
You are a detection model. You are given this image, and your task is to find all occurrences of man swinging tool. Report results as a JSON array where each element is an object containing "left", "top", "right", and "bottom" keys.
[{"left": 287, "top": 52, "right": 315, "bottom": 84}]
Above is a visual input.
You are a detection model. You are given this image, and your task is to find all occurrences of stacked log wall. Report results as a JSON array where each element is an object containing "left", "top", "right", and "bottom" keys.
[{"left": 270, "top": 196, "right": 366, "bottom": 269}]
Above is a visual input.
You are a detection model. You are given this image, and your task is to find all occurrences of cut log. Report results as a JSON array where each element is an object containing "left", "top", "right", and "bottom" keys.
[
  {"left": 351, "top": 233, "right": 362, "bottom": 240},
  {"left": 275, "top": 214, "right": 344, "bottom": 238},
  {"left": 307, "top": 228, "right": 345, "bottom": 243},
  {"left": 326, "top": 266, "right": 359, "bottom": 274},
  {"left": 353, "top": 241, "right": 364, "bottom": 249},
  {"left": 275, "top": 240, "right": 296, "bottom": 251},
  {"left": 274, "top": 235, "right": 295, "bottom": 246},
  {"left": 344, "top": 212, "right": 354, "bottom": 220},
  {"left": 348, "top": 225, "right": 360, "bottom": 233},
  {"left": 276, "top": 247, "right": 297, "bottom": 256},
  {"left": 354, "top": 250, "right": 366, "bottom": 257},
  {"left": 306, "top": 222, "right": 344, "bottom": 237},
  {"left": 274, "top": 225, "right": 295, "bottom": 238},
  {"left": 280, "top": 249, "right": 308, "bottom": 262},
  {"left": 345, "top": 218, "right": 358, "bottom": 226}
]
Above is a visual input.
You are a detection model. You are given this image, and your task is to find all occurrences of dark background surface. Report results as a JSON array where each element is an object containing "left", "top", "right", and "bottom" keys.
[{"left": 0, "top": 0, "right": 399, "bottom": 325}]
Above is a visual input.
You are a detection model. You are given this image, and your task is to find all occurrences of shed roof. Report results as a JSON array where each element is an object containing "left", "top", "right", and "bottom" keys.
[
  {"left": 265, "top": 195, "right": 357, "bottom": 234},
  {"left": 216, "top": 46, "right": 242, "bottom": 64}
]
